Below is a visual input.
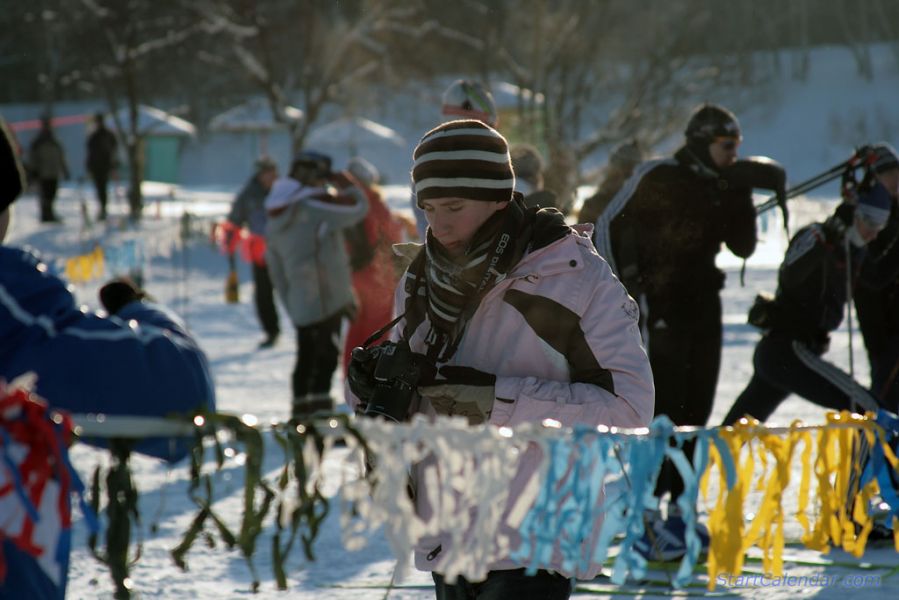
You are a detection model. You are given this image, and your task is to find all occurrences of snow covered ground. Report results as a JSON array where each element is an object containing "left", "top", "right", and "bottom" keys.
[
  {"left": 5, "top": 40, "right": 899, "bottom": 600},
  {"left": 4, "top": 177, "right": 896, "bottom": 599}
]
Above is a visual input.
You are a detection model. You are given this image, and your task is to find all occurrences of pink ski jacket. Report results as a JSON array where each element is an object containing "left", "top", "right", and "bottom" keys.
[{"left": 351, "top": 224, "right": 654, "bottom": 579}]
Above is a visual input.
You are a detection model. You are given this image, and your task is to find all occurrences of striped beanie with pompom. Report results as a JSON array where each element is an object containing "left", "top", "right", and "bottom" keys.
[{"left": 412, "top": 119, "right": 515, "bottom": 207}]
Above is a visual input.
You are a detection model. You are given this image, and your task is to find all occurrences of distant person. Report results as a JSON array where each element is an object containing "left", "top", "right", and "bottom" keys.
[
  {"left": 85, "top": 112, "right": 119, "bottom": 220},
  {"left": 28, "top": 116, "right": 69, "bottom": 223},
  {"left": 510, "top": 143, "right": 559, "bottom": 210},
  {"left": 578, "top": 138, "right": 643, "bottom": 237},
  {"left": 722, "top": 186, "right": 898, "bottom": 425},
  {"left": 411, "top": 79, "right": 498, "bottom": 240},
  {"left": 341, "top": 156, "right": 405, "bottom": 372},
  {"left": 264, "top": 151, "right": 368, "bottom": 419},
  {"left": 854, "top": 143, "right": 899, "bottom": 412},
  {"left": 595, "top": 104, "right": 758, "bottom": 561},
  {"left": 226, "top": 156, "right": 281, "bottom": 349}
]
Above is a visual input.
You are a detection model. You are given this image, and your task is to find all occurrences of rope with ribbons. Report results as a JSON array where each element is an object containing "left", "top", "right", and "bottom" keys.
[
  {"left": 0, "top": 377, "right": 97, "bottom": 592},
  {"left": 60, "top": 408, "right": 899, "bottom": 595}
]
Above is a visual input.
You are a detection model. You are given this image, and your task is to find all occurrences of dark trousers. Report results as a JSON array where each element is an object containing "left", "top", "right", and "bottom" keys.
[
  {"left": 432, "top": 569, "right": 571, "bottom": 600},
  {"left": 252, "top": 262, "right": 280, "bottom": 339},
  {"left": 648, "top": 298, "right": 722, "bottom": 502},
  {"left": 870, "top": 337, "right": 899, "bottom": 413},
  {"left": 37, "top": 178, "right": 59, "bottom": 222},
  {"left": 292, "top": 313, "right": 342, "bottom": 413},
  {"left": 722, "top": 332, "right": 877, "bottom": 426},
  {"left": 91, "top": 170, "right": 110, "bottom": 217}
]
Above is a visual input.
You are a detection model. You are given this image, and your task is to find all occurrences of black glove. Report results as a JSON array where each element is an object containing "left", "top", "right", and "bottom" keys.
[
  {"left": 99, "top": 277, "right": 146, "bottom": 315},
  {"left": 822, "top": 203, "right": 854, "bottom": 244}
]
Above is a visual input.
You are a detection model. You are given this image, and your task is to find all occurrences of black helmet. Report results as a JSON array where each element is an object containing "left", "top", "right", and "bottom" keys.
[
  {"left": 290, "top": 150, "right": 332, "bottom": 180},
  {"left": 685, "top": 104, "right": 741, "bottom": 143}
]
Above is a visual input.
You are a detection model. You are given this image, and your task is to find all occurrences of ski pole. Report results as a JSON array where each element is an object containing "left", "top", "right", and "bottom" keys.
[
  {"left": 755, "top": 146, "right": 873, "bottom": 216},
  {"left": 844, "top": 234, "right": 855, "bottom": 384},
  {"left": 754, "top": 161, "right": 850, "bottom": 215}
]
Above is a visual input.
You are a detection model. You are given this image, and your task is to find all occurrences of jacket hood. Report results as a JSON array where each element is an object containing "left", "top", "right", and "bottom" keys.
[{"left": 264, "top": 177, "right": 331, "bottom": 212}]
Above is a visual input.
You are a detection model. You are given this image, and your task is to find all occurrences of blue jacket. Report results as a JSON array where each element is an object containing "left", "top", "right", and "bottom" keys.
[{"left": 0, "top": 246, "right": 215, "bottom": 462}]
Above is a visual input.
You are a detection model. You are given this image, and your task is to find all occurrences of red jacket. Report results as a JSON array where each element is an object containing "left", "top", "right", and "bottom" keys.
[{"left": 342, "top": 185, "right": 405, "bottom": 369}]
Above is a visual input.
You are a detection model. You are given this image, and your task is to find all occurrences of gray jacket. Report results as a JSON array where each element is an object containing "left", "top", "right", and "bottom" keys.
[
  {"left": 227, "top": 175, "right": 269, "bottom": 236},
  {"left": 265, "top": 179, "right": 368, "bottom": 327}
]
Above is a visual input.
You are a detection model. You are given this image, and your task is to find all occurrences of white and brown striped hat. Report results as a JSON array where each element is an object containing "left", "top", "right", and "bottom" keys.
[{"left": 412, "top": 119, "right": 515, "bottom": 206}]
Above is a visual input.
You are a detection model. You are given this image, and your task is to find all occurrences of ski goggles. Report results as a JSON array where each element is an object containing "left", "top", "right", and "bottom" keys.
[
  {"left": 855, "top": 210, "right": 888, "bottom": 234},
  {"left": 713, "top": 136, "right": 742, "bottom": 151}
]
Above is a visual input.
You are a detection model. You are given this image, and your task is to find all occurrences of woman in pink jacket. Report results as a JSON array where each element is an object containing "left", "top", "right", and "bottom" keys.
[{"left": 349, "top": 120, "right": 654, "bottom": 599}]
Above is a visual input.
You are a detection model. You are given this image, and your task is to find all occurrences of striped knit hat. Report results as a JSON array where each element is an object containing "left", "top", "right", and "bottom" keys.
[{"left": 412, "top": 119, "right": 515, "bottom": 207}]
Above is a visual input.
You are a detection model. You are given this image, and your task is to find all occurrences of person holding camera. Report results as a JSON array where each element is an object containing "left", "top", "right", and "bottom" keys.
[
  {"left": 410, "top": 79, "right": 499, "bottom": 241},
  {"left": 348, "top": 119, "right": 654, "bottom": 599},
  {"left": 722, "top": 182, "right": 899, "bottom": 427},
  {"left": 264, "top": 151, "right": 369, "bottom": 420}
]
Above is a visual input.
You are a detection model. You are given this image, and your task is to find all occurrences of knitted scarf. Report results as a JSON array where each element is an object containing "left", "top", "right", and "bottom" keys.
[{"left": 405, "top": 197, "right": 570, "bottom": 361}]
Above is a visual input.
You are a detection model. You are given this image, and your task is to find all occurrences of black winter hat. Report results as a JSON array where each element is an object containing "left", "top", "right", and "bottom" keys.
[
  {"left": 685, "top": 104, "right": 741, "bottom": 143},
  {"left": 99, "top": 276, "right": 147, "bottom": 315},
  {"left": 290, "top": 150, "right": 332, "bottom": 179}
]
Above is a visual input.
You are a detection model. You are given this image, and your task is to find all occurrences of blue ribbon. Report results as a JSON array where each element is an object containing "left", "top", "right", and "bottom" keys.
[
  {"left": 104, "top": 239, "right": 145, "bottom": 276},
  {"left": 863, "top": 410, "right": 899, "bottom": 521}
]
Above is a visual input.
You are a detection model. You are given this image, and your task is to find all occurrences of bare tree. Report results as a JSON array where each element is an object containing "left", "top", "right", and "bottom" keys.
[
  {"left": 471, "top": 0, "right": 752, "bottom": 211},
  {"left": 193, "top": 0, "right": 486, "bottom": 154},
  {"left": 835, "top": 0, "right": 874, "bottom": 81},
  {"left": 65, "top": 0, "right": 211, "bottom": 219},
  {"left": 791, "top": 0, "right": 811, "bottom": 81}
]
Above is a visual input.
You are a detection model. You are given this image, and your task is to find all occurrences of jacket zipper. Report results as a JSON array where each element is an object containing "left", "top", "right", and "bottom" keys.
[{"left": 426, "top": 545, "right": 442, "bottom": 561}]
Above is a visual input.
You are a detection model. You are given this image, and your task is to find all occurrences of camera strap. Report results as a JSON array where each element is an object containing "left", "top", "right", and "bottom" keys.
[{"left": 360, "top": 312, "right": 407, "bottom": 349}]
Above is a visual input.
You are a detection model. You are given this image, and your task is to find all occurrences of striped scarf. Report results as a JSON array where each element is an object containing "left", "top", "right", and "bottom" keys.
[
  {"left": 419, "top": 198, "right": 549, "bottom": 359},
  {"left": 402, "top": 202, "right": 571, "bottom": 361}
]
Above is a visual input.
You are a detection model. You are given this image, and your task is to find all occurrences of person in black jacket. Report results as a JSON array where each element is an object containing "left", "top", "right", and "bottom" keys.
[
  {"left": 722, "top": 184, "right": 898, "bottom": 426},
  {"left": 86, "top": 112, "right": 118, "bottom": 220},
  {"left": 28, "top": 116, "right": 69, "bottom": 223},
  {"left": 596, "top": 104, "right": 758, "bottom": 561},
  {"left": 854, "top": 143, "right": 899, "bottom": 412}
]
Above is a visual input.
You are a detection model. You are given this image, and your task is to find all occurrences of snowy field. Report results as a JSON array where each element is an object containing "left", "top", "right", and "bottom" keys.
[{"left": 5, "top": 178, "right": 896, "bottom": 599}]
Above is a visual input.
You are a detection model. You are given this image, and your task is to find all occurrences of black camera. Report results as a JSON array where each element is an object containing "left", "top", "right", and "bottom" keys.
[{"left": 349, "top": 340, "right": 436, "bottom": 422}]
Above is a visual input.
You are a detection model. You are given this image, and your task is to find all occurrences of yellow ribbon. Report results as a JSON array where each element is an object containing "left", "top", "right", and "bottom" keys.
[
  {"left": 702, "top": 411, "right": 899, "bottom": 590},
  {"left": 64, "top": 245, "right": 105, "bottom": 283}
]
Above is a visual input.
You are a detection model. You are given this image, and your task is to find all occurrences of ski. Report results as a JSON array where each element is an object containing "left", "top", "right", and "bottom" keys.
[{"left": 321, "top": 580, "right": 739, "bottom": 597}]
